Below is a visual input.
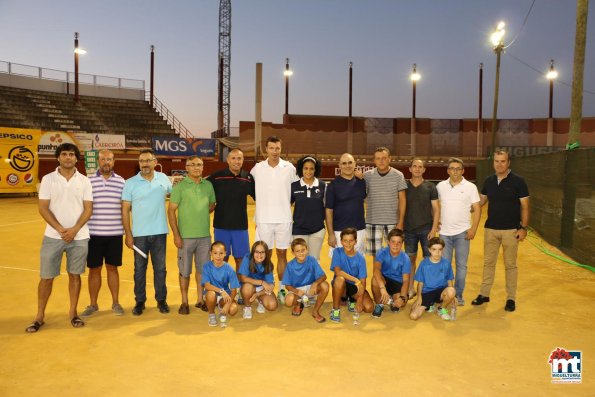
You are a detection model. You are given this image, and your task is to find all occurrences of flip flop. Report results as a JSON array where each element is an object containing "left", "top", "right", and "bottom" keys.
[
  {"left": 25, "top": 321, "right": 44, "bottom": 333},
  {"left": 312, "top": 314, "right": 326, "bottom": 323},
  {"left": 70, "top": 316, "right": 85, "bottom": 328},
  {"left": 292, "top": 302, "right": 304, "bottom": 316}
]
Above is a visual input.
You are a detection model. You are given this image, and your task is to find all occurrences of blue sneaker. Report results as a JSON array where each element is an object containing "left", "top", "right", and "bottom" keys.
[
  {"left": 330, "top": 309, "right": 341, "bottom": 323},
  {"left": 372, "top": 304, "right": 384, "bottom": 318}
]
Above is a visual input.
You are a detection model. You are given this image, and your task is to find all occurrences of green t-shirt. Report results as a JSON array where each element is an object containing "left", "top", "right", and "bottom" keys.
[{"left": 170, "top": 177, "right": 216, "bottom": 238}]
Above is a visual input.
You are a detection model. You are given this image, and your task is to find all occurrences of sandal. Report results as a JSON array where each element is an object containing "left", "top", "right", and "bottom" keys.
[
  {"left": 70, "top": 316, "right": 85, "bottom": 328},
  {"left": 195, "top": 301, "right": 208, "bottom": 312},
  {"left": 292, "top": 302, "right": 304, "bottom": 316},
  {"left": 312, "top": 314, "right": 326, "bottom": 323},
  {"left": 25, "top": 321, "right": 44, "bottom": 333},
  {"left": 178, "top": 303, "right": 190, "bottom": 315}
]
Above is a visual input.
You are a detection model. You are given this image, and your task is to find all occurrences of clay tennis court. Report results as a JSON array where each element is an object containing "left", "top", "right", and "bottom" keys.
[{"left": 0, "top": 196, "right": 593, "bottom": 396}]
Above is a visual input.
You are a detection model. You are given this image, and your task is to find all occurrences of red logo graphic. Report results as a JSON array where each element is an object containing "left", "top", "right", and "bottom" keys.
[
  {"left": 24, "top": 173, "right": 34, "bottom": 184},
  {"left": 7, "top": 173, "right": 19, "bottom": 186}
]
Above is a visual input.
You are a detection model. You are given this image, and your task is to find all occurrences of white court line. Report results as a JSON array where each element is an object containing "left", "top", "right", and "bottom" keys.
[
  {"left": 0, "top": 219, "right": 42, "bottom": 227},
  {"left": 0, "top": 265, "right": 196, "bottom": 290}
]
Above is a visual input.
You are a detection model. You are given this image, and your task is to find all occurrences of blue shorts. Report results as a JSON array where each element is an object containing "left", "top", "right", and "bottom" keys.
[
  {"left": 404, "top": 225, "right": 432, "bottom": 257},
  {"left": 214, "top": 229, "right": 249, "bottom": 258}
]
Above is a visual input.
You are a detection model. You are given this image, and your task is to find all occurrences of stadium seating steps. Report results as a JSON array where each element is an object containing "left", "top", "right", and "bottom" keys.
[{"left": 0, "top": 85, "right": 175, "bottom": 136}]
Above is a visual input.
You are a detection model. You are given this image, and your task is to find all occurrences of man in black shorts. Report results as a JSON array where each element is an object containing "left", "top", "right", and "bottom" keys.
[{"left": 81, "top": 150, "right": 126, "bottom": 317}]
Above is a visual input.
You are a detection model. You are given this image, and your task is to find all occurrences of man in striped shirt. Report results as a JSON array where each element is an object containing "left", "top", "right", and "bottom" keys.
[
  {"left": 363, "top": 147, "right": 407, "bottom": 258},
  {"left": 81, "top": 150, "right": 126, "bottom": 317}
]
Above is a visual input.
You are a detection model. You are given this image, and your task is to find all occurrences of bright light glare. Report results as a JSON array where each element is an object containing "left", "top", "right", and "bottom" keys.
[
  {"left": 283, "top": 70, "right": 293, "bottom": 77},
  {"left": 546, "top": 70, "right": 558, "bottom": 80},
  {"left": 490, "top": 21, "right": 506, "bottom": 47},
  {"left": 410, "top": 72, "right": 421, "bottom": 82},
  {"left": 74, "top": 48, "right": 87, "bottom": 54}
]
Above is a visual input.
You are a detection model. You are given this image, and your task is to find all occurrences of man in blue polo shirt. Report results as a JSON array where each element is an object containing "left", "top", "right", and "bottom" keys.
[{"left": 122, "top": 149, "right": 172, "bottom": 316}]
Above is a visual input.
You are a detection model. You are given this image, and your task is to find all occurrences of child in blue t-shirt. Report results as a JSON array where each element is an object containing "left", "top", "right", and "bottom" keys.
[
  {"left": 410, "top": 237, "right": 456, "bottom": 321},
  {"left": 282, "top": 238, "right": 329, "bottom": 323},
  {"left": 238, "top": 240, "right": 278, "bottom": 319},
  {"left": 329, "top": 228, "right": 374, "bottom": 323},
  {"left": 202, "top": 241, "right": 241, "bottom": 327},
  {"left": 371, "top": 228, "right": 412, "bottom": 318}
]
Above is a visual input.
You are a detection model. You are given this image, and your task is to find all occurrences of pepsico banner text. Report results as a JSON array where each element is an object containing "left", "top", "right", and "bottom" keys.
[{"left": 0, "top": 127, "right": 41, "bottom": 193}]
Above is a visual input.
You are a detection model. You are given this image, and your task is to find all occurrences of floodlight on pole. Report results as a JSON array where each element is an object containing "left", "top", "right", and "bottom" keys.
[
  {"left": 490, "top": 21, "right": 505, "bottom": 154},
  {"left": 284, "top": 58, "right": 292, "bottom": 117},
  {"left": 546, "top": 59, "right": 558, "bottom": 119}
]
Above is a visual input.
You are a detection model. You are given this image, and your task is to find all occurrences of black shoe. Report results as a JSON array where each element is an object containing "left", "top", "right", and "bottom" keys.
[
  {"left": 471, "top": 295, "right": 490, "bottom": 305},
  {"left": 504, "top": 299, "right": 516, "bottom": 312},
  {"left": 132, "top": 302, "right": 145, "bottom": 316},
  {"left": 157, "top": 300, "right": 170, "bottom": 314}
]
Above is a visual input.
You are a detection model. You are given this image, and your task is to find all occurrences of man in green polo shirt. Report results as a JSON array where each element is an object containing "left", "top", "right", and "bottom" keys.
[{"left": 168, "top": 156, "right": 216, "bottom": 314}]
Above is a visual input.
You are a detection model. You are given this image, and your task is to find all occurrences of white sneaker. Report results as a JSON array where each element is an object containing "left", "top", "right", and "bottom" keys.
[
  {"left": 208, "top": 314, "right": 217, "bottom": 327},
  {"left": 243, "top": 306, "right": 253, "bottom": 319},
  {"left": 219, "top": 314, "right": 228, "bottom": 328},
  {"left": 256, "top": 301, "right": 266, "bottom": 314}
]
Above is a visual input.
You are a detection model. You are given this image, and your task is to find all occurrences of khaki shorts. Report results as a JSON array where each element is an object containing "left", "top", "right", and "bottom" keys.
[{"left": 40, "top": 236, "right": 88, "bottom": 279}]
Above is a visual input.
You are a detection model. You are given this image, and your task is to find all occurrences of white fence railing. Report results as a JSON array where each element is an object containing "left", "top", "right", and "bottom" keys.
[{"left": 0, "top": 60, "right": 144, "bottom": 90}]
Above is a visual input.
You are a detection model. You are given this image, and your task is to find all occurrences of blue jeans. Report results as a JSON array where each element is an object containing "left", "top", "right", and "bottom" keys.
[
  {"left": 404, "top": 225, "right": 432, "bottom": 258},
  {"left": 133, "top": 234, "right": 167, "bottom": 303},
  {"left": 440, "top": 231, "right": 470, "bottom": 300}
]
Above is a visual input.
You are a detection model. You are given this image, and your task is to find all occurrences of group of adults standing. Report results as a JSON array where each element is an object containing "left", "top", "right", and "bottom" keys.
[{"left": 25, "top": 137, "right": 529, "bottom": 333}]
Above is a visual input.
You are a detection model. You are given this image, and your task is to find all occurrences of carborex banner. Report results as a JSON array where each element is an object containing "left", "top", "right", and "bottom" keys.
[
  {"left": 152, "top": 136, "right": 216, "bottom": 157},
  {"left": 93, "top": 133, "right": 125, "bottom": 150},
  {"left": 0, "top": 127, "right": 41, "bottom": 193}
]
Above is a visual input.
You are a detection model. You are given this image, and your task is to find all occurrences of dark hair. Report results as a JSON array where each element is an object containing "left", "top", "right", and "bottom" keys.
[
  {"left": 140, "top": 149, "right": 155, "bottom": 157},
  {"left": 296, "top": 155, "right": 321, "bottom": 178},
  {"left": 387, "top": 228, "right": 404, "bottom": 241},
  {"left": 55, "top": 143, "right": 80, "bottom": 160},
  {"left": 340, "top": 227, "right": 358, "bottom": 241},
  {"left": 428, "top": 237, "right": 445, "bottom": 248},
  {"left": 249, "top": 241, "right": 273, "bottom": 275},
  {"left": 410, "top": 158, "right": 424, "bottom": 167},
  {"left": 291, "top": 237, "right": 308, "bottom": 251},
  {"left": 374, "top": 146, "right": 391, "bottom": 156},
  {"left": 493, "top": 149, "right": 510, "bottom": 160},
  {"left": 186, "top": 155, "right": 202, "bottom": 163},
  {"left": 210, "top": 241, "right": 226, "bottom": 252},
  {"left": 266, "top": 136, "right": 282, "bottom": 145}
]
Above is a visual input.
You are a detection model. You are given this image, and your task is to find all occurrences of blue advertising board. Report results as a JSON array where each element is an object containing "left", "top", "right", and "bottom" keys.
[{"left": 152, "top": 136, "right": 216, "bottom": 157}]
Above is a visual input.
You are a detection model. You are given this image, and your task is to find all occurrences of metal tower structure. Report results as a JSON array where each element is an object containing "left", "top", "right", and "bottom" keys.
[{"left": 217, "top": 0, "right": 231, "bottom": 137}]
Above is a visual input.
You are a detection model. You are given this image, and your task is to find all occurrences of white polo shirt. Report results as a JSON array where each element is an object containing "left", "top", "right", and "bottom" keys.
[
  {"left": 250, "top": 158, "right": 297, "bottom": 223},
  {"left": 436, "top": 177, "right": 480, "bottom": 236},
  {"left": 38, "top": 167, "right": 93, "bottom": 240}
]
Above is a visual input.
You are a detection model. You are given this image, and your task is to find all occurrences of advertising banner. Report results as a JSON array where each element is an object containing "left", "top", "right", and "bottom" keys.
[
  {"left": 38, "top": 131, "right": 93, "bottom": 154},
  {"left": 125, "top": 135, "right": 152, "bottom": 150},
  {"left": 92, "top": 133, "right": 125, "bottom": 150},
  {"left": 0, "top": 127, "right": 41, "bottom": 193},
  {"left": 152, "top": 136, "right": 216, "bottom": 157}
]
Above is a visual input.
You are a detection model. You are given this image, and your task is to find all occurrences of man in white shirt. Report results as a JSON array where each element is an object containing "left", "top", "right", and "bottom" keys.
[
  {"left": 25, "top": 143, "right": 93, "bottom": 333},
  {"left": 436, "top": 158, "right": 481, "bottom": 306},
  {"left": 250, "top": 136, "right": 298, "bottom": 296}
]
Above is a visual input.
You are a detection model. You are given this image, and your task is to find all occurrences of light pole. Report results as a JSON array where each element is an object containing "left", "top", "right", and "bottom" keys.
[
  {"left": 283, "top": 58, "right": 293, "bottom": 123},
  {"left": 546, "top": 59, "right": 558, "bottom": 146},
  {"left": 347, "top": 61, "right": 353, "bottom": 152},
  {"left": 490, "top": 21, "right": 505, "bottom": 154},
  {"left": 73, "top": 32, "right": 86, "bottom": 102},
  {"left": 150, "top": 45, "right": 155, "bottom": 108},
  {"left": 477, "top": 63, "right": 484, "bottom": 157},
  {"left": 410, "top": 63, "right": 421, "bottom": 156}
]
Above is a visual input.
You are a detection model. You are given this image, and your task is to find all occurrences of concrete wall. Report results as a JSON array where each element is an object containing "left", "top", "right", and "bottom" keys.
[{"left": 0, "top": 73, "right": 144, "bottom": 100}]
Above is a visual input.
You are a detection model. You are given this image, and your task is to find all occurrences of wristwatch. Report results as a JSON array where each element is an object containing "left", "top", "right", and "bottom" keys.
[{"left": 517, "top": 225, "right": 528, "bottom": 231}]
